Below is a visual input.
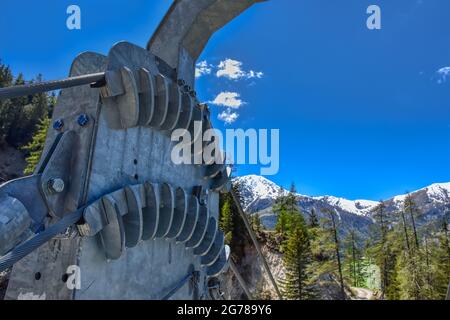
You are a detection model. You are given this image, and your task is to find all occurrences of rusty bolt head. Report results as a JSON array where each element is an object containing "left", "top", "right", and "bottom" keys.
[{"left": 47, "top": 178, "right": 65, "bottom": 194}]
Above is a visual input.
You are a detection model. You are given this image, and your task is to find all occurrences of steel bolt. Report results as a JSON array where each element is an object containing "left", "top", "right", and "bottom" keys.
[
  {"left": 177, "top": 79, "right": 186, "bottom": 87},
  {"left": 53, "top": 119, "right": 64, "bottom": 131},
  {"left": 77, "top": 113, "right": 89, "bottom": 127},
  {"left": 47, "top": 178, "right": 65, "bottom": 194},
  {"left": 183, "top": 85, "right": 191, "bottom": 93},
  {"left": 189, "top": 90, "right": 197, "bottom": 98}
]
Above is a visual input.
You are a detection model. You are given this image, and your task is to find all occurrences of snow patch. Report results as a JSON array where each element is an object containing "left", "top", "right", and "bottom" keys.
[{"left": 314, "top": 196, "right": 379, "bottom": 216}]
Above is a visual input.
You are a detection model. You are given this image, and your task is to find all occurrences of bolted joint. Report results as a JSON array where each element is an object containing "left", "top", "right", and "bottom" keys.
[
  {"left": 77, "top": 113, "right": 90, "bottom": 127},
  {"left": 47, "top": 178, "right": 65, "bottom": 194},
  {"left": 183, "top": 85, "right": 191, "bottom": 93}
]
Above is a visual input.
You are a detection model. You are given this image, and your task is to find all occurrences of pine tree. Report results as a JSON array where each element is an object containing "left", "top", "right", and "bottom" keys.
[
  {"left": 274, "top": 182, "right": 300, "bottom": 242},
  {"left": 0, "top": 61, "right": 14, "bottom": 146},
  {"left": 368, "top": 201, "right": 397, "bottom": 298},
  {"left": 431, "top": 216, "right": 450, "bottom": 299},
  {"left": 220, "top": 180, "right": 253, "bottom": 263},
  {"left": 280, "top": 216, "right": 313, "bottom": 300},
  {"left": 219, "top": 197, "right": 234, "bottom": 245},
  {"left": 251, "top": 214, "right": 262, "bottom": 235},
  {"left": 396, "top": 248, "right": 427, "bottom": 300},
  {"left": 328, "top": 209, "right": 346, "bottom": 299},
  {"left": 344, "top": 230, "right": 365, "bottom": 287},
  {"left": 22, "top": 115, "right": 50, "bottom": 174},
  {"left": 308, "top": 208, "right": 319, "bottom": 228},
  {"left": 0, "top": 64, "right": 51, "bottom": 147},
  {"left": 275, "top": 208, "right": 290, "bottom": 240},
  {"left": 404, "top": 194, "right": 420, "bottom": 249},
  {"left": 309, "top": 209, "right": 346, "bottom": 299},
  {"left": 286, "top": 182, "right": 297, "bottom": 215},
  {"left": 399, "top": 208, "right": 412, "bottom": 254},
  {"left": 394, "top": 200, "right": 430, "bottom": 300}
]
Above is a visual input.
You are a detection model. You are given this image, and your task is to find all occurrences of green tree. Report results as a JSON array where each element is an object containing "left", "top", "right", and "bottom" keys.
[
  {"left": 396, "top": 248, "right": 428, "bottom": 300},
  {"left": 0, "top": 63, "right": 51, "bottom": 147},
  {"left": 251, "top": 214, "right": 262, "bottom": 235},
  {"left": 219, "top": 181, "right": 253, "bottom": 264},
  {"left": 343, "top": 230, "right": 365, "bottom": 287},
  {"left": 22, "top": 115, "right": 50, "bottom": 174},
  {"left": 308, "top": 208, "right": 319, "bottom": 228},
  {"left": 430, "top": 216, "right": 450, "bottom": 299},
  {"left": 394, "top": 200, "right": 431, "bottom": 300},
  {"left": 404, "top": 194, "right": 420, "bottom": 249},
  {"left": 219, "top": 197, "right": 234, "bottom": 245},
  {"left": 0, "top": 61, "right": 14, "bottom": 146},
  {"left": 280, "top": 215, "right": 314, "bottom": 300},
  {"left": 367, "top": 201, "right": 398, "bottom": 298},
  {"left": 309, "top": 209, "right": 346, "bottom": 299},
  {"left": 328, "top": 210, "right": 346, "bottom": 299},
  {"left": 275, "top": 208, "right": 290, "bottom": 239},
  {"left": 274, "top": 182, "right": 300, "bottom": 242}
]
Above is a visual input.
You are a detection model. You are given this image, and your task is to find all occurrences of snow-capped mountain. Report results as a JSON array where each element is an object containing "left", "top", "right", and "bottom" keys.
[
  {"left": 233, "top": 175, "right": 450, "bottom": 238},
  {"left": 234, "top": 175, "right": 379, "bottom": 216},
  {"left": 234, "top": 175, "right": 287, "bottom": 211},
  {"left": 392, "top": 182, "right": 450, "bottom": 207},
  {"left": 312, "top": 196, "right": 379, "bottom": 217}
]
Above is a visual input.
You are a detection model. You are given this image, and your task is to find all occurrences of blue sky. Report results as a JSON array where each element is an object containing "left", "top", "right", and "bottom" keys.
[{"left": 1, "top": 0, "right": 449, "bottom": 200}]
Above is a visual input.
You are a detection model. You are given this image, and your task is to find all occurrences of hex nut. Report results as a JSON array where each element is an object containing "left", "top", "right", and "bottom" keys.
[{"left": 47, "top": 178, "right": 65, "bottom": 194}]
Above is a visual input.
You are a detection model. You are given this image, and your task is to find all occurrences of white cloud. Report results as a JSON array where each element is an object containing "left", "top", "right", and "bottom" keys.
[
  {"left": 436, "top": 67, "right": 450, "bottom": 84},
  {"left": 218, "top": 109, "right": 239, "bottom": 124},
  {"left": 195, "top": 60, "right": 212, "bottom": 78},
  {"left": 210, "top": 91, "right": 246, "bottom": 124},
  {"left": 216, "top": 59, "right": 263, "bottom": 80},
  {"left": 209, "top": 91, "right": 245, "bottom": 109}
]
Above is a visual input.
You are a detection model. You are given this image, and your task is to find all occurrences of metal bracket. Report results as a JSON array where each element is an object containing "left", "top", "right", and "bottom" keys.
[{"left": 41, "top": 130, "right": 76, "bottom": 218}]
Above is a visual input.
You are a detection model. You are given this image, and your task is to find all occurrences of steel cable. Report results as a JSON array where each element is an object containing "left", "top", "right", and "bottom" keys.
[{"left": 0, "top": 208, "right": 84, "bottom": 272}]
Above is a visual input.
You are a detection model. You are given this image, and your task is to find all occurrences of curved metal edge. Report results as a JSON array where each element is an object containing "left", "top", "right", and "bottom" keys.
[
  {"left": 123, "top": 185, "right": 144, "bottom": 247},
  {"left": 193, "top": 216, "right": 218, "bottom": 256},
  {"left": 154, "top": 183, "right": 175, "bottom": 238},
  {"left": 142, "top": 182, "right": 160, "bottom": 240},
  {"left": 201, "top": 231, "right": 225, "bottom": 267},
  {"left": 206, "top": 245, "right": 230, "bottom": 278},
  {"left": 166, "top": 187, "right": 187, "bottom": 239},
  {"left": 185, "top": 204, "right": 209, "bottom": 249},
  {"left": 176, "top": 195, "right": 199, "bottom": 243},
  {"left": 99, "top": 195, "right": 126, "bottom": 260}
]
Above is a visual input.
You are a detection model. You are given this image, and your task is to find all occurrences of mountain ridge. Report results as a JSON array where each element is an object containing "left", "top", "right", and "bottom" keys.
[{"left": 233, "top": 175, "right": 450, "bottom": 238}]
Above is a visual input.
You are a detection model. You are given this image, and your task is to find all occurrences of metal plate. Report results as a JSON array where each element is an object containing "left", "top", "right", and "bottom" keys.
[
  {"left": 185, "top": 205, "right": 208, "bottom": 249},
  {"left": 154, "top": 183, "right": 174, "bottom": 238},
  {"left": 149, "top": 74, "right": 170, "bottom": 128},
  {"left": 206, "top": 245, "right": 230, "bottom": 278},
  {"left": 142, "top": 182, "right": 159, "bottom": 240},
  {"left": 123, "top": 185, "right": 144, "bottom": 247},
  {"left": 175, "top": 93, "right": 194, "bottom": 130},
  {"left": 166, "top": 187, "right": 187, "bottom": 239},
  {"left": 176, "top": 195, "right": 199, "bottom": 243},
  {"left": 193, "top": 217, "right": 217, "bottom": 256},
  {"left": 137, "top": 68, "right": 156, "bottom": 126},
  {"left": 159, "top": 82, "right": 181, "bottom": 131},
  {"left": 99, "top": 195, "right": 126, "bottom": 260},
  {"left": 201, "top": 231, "right": 225, "bottom": 267}
]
